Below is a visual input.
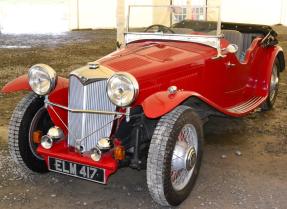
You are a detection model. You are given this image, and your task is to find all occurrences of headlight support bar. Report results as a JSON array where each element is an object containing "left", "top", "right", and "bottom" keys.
[{"left": 44, "top": 98, "right": 129, "bottom": 117}]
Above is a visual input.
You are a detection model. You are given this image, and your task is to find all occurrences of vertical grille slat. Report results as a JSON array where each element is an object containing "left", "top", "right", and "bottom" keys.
[{"left": 68, "top": 76, "right": 116, "bottom": 152}]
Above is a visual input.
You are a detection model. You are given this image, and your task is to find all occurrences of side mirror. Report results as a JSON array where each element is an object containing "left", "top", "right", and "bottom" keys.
[{"left": 226, "top": 44, "right": 238, "bottom": 54}]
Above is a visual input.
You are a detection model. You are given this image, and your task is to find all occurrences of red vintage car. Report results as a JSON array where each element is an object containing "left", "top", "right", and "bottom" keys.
[{"left": 1, "top": 5, "right": 285, "bottom": 206}]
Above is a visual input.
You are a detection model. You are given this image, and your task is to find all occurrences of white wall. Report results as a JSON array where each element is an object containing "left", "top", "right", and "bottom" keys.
[
  {"left": 0, "top": 0, "right": 69, "bottom": 34},
  {"left": 0, "top": 0, "right": 286, "bottom": 34},
  {"left": 221, "top": 0, "right": 283, "bottom": 25},
  {"left": 282, "top": 0, "right": 287, "bottom": 25},
  {"left": 69, "top": 0, "right": 117, "bottom": 29},
  {"left": 69, "top": 0, "right": 153, "bottom": 30}
]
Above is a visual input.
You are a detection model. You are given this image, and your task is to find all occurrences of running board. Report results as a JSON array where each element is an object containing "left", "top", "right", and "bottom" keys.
[{"left": 226, "top": 96, "right": 265, "bottom": 114}]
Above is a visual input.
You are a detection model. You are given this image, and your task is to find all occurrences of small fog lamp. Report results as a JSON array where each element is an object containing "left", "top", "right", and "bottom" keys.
[
  {"left": 47, "top": 126, "right": 64, "bottom": 140},
  {"left": 91, "top": 147, "right": 102, "bottom": 162},
  {"left": 97, "top": 138, "right": 113, "bottom": 151},
  {"left": 41, "top": 135, "right": 53, "bottom": 149}
]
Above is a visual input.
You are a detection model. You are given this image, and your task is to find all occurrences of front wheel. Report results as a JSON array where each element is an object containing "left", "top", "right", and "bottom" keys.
[
  {"left": 147, "top": 105, "right": 203, "bottom": 206},
  {"left": 8, "top": 93, "right": 53, "bottom": 173}
]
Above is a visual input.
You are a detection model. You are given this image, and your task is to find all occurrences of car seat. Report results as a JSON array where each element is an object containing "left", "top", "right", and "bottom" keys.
[{"left": 222, "top": 30, "right": 244, "bottom": 61}]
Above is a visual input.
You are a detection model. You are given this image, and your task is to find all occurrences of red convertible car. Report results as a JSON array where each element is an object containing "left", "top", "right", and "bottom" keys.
[{"left": 1, "top": 5, "right": 285, "bottom": 206}]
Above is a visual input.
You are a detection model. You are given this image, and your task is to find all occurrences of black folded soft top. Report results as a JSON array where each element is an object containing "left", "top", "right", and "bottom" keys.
[{"left": 173, "top": 20, "right": 277, "bottom": 37}]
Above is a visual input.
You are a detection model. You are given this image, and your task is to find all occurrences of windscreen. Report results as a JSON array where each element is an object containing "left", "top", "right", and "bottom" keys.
[{"left": 128, "top": 5, "right": 220, "bottom": 36}]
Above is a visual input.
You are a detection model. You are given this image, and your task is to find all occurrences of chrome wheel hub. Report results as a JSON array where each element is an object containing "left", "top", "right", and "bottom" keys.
[
  {"left": 171, "top": 124, "right": 198, "bottom": 191},
  {"left": 186, "top": 146, "right": 197, "bottom": 171},
  {"left": 269, "top": 65, "right": 279, "bottom": 102}
]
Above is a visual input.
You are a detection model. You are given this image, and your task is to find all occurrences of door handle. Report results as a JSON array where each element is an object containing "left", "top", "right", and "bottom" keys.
[{"left": 226, "top": 61, "right": 236, "bottom": 68}]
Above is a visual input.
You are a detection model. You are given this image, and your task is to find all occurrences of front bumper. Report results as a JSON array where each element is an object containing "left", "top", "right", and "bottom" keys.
[{"left": 37, "top": 140, "right": 118, "bottom": 184}]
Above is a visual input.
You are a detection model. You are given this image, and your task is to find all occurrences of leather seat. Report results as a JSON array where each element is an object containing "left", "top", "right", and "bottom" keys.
[
  {"left": 242, "top": 33, "right": 260, "bottom": 52},
  {"left": 222, "top": 30, "right": 243, "bottom": 60}
]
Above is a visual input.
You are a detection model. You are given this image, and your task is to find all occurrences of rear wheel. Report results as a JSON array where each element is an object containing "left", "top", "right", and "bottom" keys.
[
  {"left": 261, "top": 59, "right": 280, "bottom": 111},
  {"left": 147, "top": 105, "right": 203, "bottom": 206},
  {"left": 8, "top": 93, "right": 53, "bottom": 173}
]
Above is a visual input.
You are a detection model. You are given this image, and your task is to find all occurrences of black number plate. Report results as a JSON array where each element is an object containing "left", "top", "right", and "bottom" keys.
[{"left": 48, "top": 157, "right": 105, "bottom": 184}]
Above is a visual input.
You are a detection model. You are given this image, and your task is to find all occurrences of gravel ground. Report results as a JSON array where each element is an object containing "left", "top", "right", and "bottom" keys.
[{"left": 0, "top": 27, "right": 286, "bottom": 209}]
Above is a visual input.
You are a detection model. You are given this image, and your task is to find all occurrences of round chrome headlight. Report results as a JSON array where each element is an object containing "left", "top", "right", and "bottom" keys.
[
  {"left": 107, "top": 73, "right": 139, "bottom": 107},
  {"left": 28, "top": 64, "right": 57, "bottom": 95}
]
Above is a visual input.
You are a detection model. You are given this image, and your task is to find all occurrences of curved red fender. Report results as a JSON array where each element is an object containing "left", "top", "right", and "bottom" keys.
[
  {"left": 263, "top": 46, "right": 284, "bottom": 92},
  {"left": 1, "top": 74, "right": 69, "bottom": 94},
  {"left": 141, "top": 90, "right": 258, "bottom": 119},
  {"left": 1, "top": 74, "right": 69, "bottom": 135},
  {"left": 1, "top": 75, "right": 31, "bottom": 93},
  {"left": 141, "top": 91, "right": 210, "bottom": 118}
]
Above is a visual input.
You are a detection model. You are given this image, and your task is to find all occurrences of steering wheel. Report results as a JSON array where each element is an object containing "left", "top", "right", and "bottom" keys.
[{"left": 144, "top": 24, "right": 175, "bottom": 34}]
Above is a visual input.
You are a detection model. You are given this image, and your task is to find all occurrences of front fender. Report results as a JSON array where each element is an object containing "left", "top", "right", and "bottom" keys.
[
  {"left": 1, "top": 74, "right": 68, "bottom": 94},
  {"left": 1, "top": 74, "right": 69, "bottom": 134},
  {"left": 1, "top": 75, "right": 31, "bottom": 93},
  {"left": 141, "top": 91, "right": 201, "bottom": 118}
]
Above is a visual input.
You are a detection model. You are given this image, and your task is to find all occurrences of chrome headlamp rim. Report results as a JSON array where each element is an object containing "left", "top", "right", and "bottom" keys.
[
  {"left": 28, "top": 64, "right": 57, "bottom": 96},
  {"left": 107, "top": 72, "right": 139, "bottom": 107}
]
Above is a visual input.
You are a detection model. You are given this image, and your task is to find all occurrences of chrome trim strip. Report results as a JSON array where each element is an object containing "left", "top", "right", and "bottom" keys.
[
  {"left": 125, "top": 32, "right": 221, "bottom": 49},
  {"left": 45, "top": 99, "right": 127, "bottom": 116}
]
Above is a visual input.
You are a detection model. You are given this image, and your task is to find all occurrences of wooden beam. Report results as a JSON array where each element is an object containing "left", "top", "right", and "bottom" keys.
[{"left": 117, "top": 0, "right": 125, "bottom": 48}]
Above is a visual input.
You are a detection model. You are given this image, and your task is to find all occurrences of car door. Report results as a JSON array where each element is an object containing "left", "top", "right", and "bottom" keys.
[
  {"left": 221, "top": 30, "right": 251, "bottom": 97},
  {"left": 223, "top": 53, "right": 249, "bottom": 95}
]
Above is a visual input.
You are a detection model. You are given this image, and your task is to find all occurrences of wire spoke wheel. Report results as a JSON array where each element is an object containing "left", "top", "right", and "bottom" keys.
[
  {"left": 269, "top": 64, "right": 279, "bottom": 102},
  {"left": 147, "top": 105, "right": 203, "bottom": 206},
  {"left": 261, "top": 59, "right": 280, "bottom": 111},
  {"left": 171, "top": 124, "right": 198, "bottom": 191}
]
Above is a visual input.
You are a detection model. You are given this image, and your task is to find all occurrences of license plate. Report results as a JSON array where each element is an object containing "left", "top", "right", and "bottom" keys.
[{"left": 48, "top": 157, "right": 105, "bottom": 184}]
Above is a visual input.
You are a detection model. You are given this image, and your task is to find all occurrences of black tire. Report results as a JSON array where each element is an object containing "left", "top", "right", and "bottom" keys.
[
  {"left": 147, "top": 105, "right": 203, "bottom": 206},
  {"left": 261, "top": 59, "right": 280, "bottom": 111},
  {"left": 8, "top": 93, "right": 52, "bottom": 173}
]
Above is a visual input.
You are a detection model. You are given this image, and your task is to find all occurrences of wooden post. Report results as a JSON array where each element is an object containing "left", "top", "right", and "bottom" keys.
[
  {"left": 281, "top": 0, "right": 287, "bottom": 25},
  {"left": 117, "top": 0, "right": 125, "bottom": 49},
  {"left": 76, "top": 0, "right": 80, "bottom": 30},
  {"left": 186, "top": 0, "right": 192, "bottom": 19}
]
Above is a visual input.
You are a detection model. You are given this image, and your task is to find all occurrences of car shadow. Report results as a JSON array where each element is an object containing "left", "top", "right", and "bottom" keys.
[{"left": 204, "top": 115, "right": 248, "bottom": 145}]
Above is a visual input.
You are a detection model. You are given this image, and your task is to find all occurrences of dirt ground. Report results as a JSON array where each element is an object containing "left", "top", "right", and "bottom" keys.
[{"left": 0, "top": 27, "right": 286, "bottom": 209}]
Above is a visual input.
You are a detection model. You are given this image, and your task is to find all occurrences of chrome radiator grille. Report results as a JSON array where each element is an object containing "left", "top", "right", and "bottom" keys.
[{"left": 68, "top": 76, "right": 116, "bottom": 152}]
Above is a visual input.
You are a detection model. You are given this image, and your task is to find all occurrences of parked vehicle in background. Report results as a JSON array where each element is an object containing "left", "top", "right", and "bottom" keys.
[{"left": 1, "top": 5, "right": 285, "bottom": 206}]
